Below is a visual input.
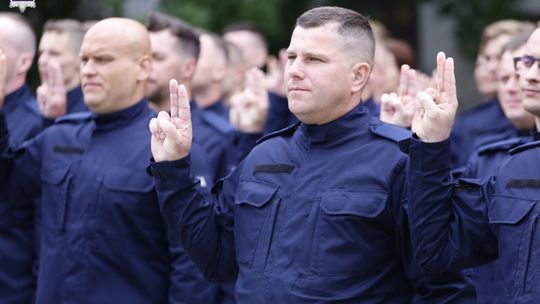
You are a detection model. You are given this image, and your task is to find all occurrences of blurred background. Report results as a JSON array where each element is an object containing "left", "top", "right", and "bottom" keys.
[{"left": 2, "top": 0, "right": 540, "bottom": 110}]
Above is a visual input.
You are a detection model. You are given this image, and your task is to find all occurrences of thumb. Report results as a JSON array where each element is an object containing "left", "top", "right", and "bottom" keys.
[{"left": 416, "top": 91, "right": 438, "bottom": 114}]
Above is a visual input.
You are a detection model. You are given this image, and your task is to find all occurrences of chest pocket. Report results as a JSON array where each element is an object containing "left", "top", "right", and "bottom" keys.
[
  {"left": 41, "top": 165, "right": 71, "bottom": 234},
  {"left": 234, "top": 181, "right": 279, "bottom": 267},
  {"left": 100, "top": 168, "right": 159, "bottom": 240},
  {"left": 313, "top": 190, "right": 388, "bottom": 275},
  {"left": 489, "top": 195, "right": 539, "bottom": 296}
]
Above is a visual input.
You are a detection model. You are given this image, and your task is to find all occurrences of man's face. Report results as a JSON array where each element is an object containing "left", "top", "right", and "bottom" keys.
[
  {"left": 519, "top": 29, "right": 540, "bottom": 117},
  {"left": 38, "top": 31, "right": 80, "bottom": 88},
  {"left": 192, "top": 34, "right": 225, "bottom": 91},
  {"left": 79, "top": 31, "right": 141, "bottom": 114},
  {"left": 497, "top": 49, "right": 533, "bottom": 129},
  {"left": 285, "top": 24, "right": 357, "bottom": 125},
  {"left": 223, "top": 30, "right": 267, "bottom": 69},
  {"left": 367, "top": 44, "right": 399, "bottom": 101},
  {"left": 475, "top": 34, "right": 511, "bottom": 97},
  {"left": 147, "top": 30, "right": 184, "bottom": 106},
  {"left": 0, "top": 30, "right": 20, "bottom": 93}
]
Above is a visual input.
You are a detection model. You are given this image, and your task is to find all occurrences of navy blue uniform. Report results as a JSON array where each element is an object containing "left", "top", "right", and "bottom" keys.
[
  {"left": 407, "top": 132, "right": 540, "bottom": 303},
  {"left": 450, "top": 98, "right": 515, "bottom": 168},
  {"left": 0, "top": 84, "right": 43, "bottom": 304},
  {"left": 0, "top": 99, "right": 216, "bottom": 303},
  {"left": 151, "top": 104, "right": 475, "bottom": 303},
  {"left": 363, "top": 95, "right": 381, "bottom": 118},
  {"left": 262, "top": 92, "right": 297, "bottom": 135}
]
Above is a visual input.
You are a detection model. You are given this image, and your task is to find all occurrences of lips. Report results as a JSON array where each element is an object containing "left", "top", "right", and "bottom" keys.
[
  {"left": 523, "top": 88, "right": 540, "bottom": 97},
  {"left": 83, "top": 82, "right": 102, "bottom": 90},
  {"left": 288, "top": 86, "right": 309, "bottom": 92}
]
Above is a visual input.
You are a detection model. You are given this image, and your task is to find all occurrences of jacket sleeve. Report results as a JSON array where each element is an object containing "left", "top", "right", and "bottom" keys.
[
  {"left": 151, "top": 156, "right": 238, "bottom": 282},
  {"left": 406, "top": 137, "right": 499, "bottom": 273},
  {"left": 390, "top": 154, "right": 476, "bottom": 303}
]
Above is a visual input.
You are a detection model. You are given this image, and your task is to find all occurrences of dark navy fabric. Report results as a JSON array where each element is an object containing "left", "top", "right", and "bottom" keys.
[
  {"left": 363, "top": 96, "right": 381, "bottom": 118},
  {"left": 0, "top": 84, "right": 43, "bottom": 304},
  {"left": 450, "top": 98, "right": 515, "bottom": 168},
  {"left": 262, "top": 91, "right": 297, "bottom": 135},
  {"left": 205, "top": 99, "right": 229, "bottom": 120},
  {"left": 407, "top": 135, "right": 540, "bottom": 303},
  {"left": 66, "top": 86, "right": 89, "bottom": 114},
  {"left": 457, "top": 135, "right": 531, "bottom": 304},
  {"left": 0, "top": 99, "right": 216, "bottom": 304},
  {"left": 152, "top": 103, "right": 475, "bottom": 303}
]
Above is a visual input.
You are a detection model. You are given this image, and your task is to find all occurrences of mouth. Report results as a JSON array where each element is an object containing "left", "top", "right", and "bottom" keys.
[
  {"left": 523, "top": 88, "right": 540, "bottom": 97},
  {"left": 83, "top": 82, "right": 102, "bottom": 90},
  {"left": 288, "top": 87, "right": 309, "bottom": 93}
]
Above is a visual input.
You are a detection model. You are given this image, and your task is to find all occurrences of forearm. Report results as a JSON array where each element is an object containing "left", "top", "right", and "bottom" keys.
[
  {"left": 406, "top": 137, "right": 497, "bottom": 272},
  {"left": 151, "top": 157, "right": 238, "bottom": 282}
]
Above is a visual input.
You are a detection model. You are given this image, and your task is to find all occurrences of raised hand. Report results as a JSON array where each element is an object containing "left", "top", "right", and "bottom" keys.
[
  {"left": 380, "top": 64, "right": 417, "bottom": 128},
  {"left": 0, "top": 49, "right": 6, "bottom": 109},
  {"left": 229, "top": 68, "right": 269, "bottom": 133},
  {"left": 37, "top": 60, "right": 67, "bottom": 119},
  {"left": 412, "top": 52, "right": 458, "bottom": 143},
  {"left": 265, "top": 48, "right": 287, "bottom": 97},
  {"left": 149, "top": 79, "right": 193, "bottom": 162}
]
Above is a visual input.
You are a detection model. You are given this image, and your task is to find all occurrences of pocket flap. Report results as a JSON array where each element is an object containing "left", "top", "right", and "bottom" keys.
[
  {"left": 41, "top": 165, "right": 70, "bottom": 184},
  {"left": 320, "top": 190, "right": 387, "bottom": 217},
  {"left": 235, "top": 181, "right": 279, "bottom": 208},
  {"left": 103, "top": 168, "right": 154, "bottom": 192},
  {"left": 489, "top": 195, "right": 537, "bottom": 224}
]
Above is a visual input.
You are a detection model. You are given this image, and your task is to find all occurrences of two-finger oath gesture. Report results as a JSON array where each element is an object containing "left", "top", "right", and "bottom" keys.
[
  {"left": 412, "top": 52, "right": 458, "bottom": 143},
  {"left": 149, "top": 79, "right": 193, "bottom": 162}
]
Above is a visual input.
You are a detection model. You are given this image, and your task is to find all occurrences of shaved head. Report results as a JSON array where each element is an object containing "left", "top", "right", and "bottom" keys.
[{"left": 83, "top": 18, "right": 151, "bottom": 59}]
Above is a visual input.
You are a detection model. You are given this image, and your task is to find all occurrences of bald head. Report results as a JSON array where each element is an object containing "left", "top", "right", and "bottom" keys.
[
  {"left": 84, "top": 18, "right": 151, "bottom": 59},
  {"left": 80, "top": 18, "right": 152, "bottom": 114}
]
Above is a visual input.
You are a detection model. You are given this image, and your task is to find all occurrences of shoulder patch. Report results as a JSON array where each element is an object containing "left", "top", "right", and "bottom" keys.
[
  {"left": 54, "top": 111, "right": 94, "bottom": 124},
  {"left": 509, "top": 139, "right": 540, "bottom": 155},
  {"left": 200, "top": 110, "right": 234, "bottom": 134},
  {"left": 369, "top": 119, "right": 412, "bottom": 142},
  {"left": 257, "top": 121, "right": 300, "bottom": 144},
  {"left": 477, "top": 136, "right": 530, "bottom": 156}
]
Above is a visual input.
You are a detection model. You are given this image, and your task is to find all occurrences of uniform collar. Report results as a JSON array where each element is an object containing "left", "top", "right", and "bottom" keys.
[
  {"left": 94, "top": 98, "right": 149, "bottom": 131},
  {"left": 3, "top": 84, "right": 32, "bottom": 113},
  {"left": 299, "top": 103, "right": 370, "bottom": 143}
]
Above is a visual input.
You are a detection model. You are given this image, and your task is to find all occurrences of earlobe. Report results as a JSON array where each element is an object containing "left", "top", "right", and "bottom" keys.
[
  {"left": 351, "top": 62, "right": 371, "bottom": 94},
  {"left": 137, "top": 55, "right": 152, "bottom": 81},
  {"left": 182, "top": 58, "right": 197, "bottom": 82},
  {"left": 16, "top": 53, "right": 33, "bottom": 75}
]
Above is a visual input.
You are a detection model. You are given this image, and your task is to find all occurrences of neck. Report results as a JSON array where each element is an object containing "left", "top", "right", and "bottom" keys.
[
  {"left": 193, "top": 84, "right": 221, "bottom": 109},
  {"left": 65, "top": 77, "right": 81, "bottom": 92},
  {"left": 535, "top": 117, "right": 540, "bottom": 132},
  {"left": 5, "top": 76, "right": 25, "bottom": 95}
]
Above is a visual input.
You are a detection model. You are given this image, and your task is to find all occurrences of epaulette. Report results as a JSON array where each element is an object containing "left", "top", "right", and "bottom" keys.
[
  {"left": 509, "top": 139, "right": 540, "bottom": 155},
  {"left": 477, "top": 136, "right": 530, "bottom": 156},
  {"left": 54, "top": 112, "right": 94, "bottom": 124},
  {"left": 200, "top": 111, "right": 234, "bottom": 135},
  {"left": 257, "top": 121, "right": 300, "bottom": 144},
  {"left": 369, "top": 120, "right": 412, "bottom": 143}
]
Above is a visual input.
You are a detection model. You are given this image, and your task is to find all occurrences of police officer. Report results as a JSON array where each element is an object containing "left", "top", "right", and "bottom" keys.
[
  {"left": 149, "top": 7, "right": 474, "bottom": 303},
  {"left": 408, "top": 26, "right": 540, "bottom": 303},
  {"left": 0, "top": 12, "right": 42, "bottom": 304},
  {"left": 0, "top": 18, "right": 211, "bottom": 303},
  {"left": 450, "top": 20, "right": 535, "bottom": 168},
  {"left": 37, "top": 19, "right": 89, "bottom": 119}
]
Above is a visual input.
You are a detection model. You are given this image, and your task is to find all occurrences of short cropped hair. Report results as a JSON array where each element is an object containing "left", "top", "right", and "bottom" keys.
[
  {"left": 295, "top": 6, "right": 375, "bottom": 65},
  {"left": 0, "top": 12, "right": 36, "bottom": 55},
  {"left": 500, "top": 29, "right": 535, "bottom": 55},
  {"left": 146, "top": 12, "right": 200, "bottom": 60},
  {"left": 479, "top": 20, "right": 535, "bottom": 54},
  {"left": 223, "top": 21, "right": 268, "bottom": 50},
  {"left": 43, "top": 19, "right": 85, "bottom": 54}
]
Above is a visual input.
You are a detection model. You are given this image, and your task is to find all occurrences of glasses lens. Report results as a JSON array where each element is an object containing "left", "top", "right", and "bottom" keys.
[{"left": 521, "top": 55, "right": 535, "bottom": 68}]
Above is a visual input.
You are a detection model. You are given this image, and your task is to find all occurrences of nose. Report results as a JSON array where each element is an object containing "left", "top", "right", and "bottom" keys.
[
  {"left": 80, "top": 59, "right": 96, "bottom": 77},
  {"left": 286, "top": 58, "right": 305, "bottom": 80}
]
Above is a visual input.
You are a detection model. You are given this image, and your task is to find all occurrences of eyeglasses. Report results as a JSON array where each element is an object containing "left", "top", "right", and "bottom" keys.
[{"left": 513, "top": 55, "right": 540, "bottom": 72}]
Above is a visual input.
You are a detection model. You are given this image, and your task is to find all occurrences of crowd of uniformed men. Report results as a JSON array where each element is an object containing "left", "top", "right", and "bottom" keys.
[{"left": 0, "top": 5, "right": 540, "bottom": 303}]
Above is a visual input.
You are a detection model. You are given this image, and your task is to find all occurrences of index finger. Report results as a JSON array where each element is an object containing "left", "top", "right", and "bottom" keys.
[
  {"left": 169, "top": 79, "right": 179, "bottom": 118},
  {"left": 443, "top": 57, "right": 456, "bottom": 100},
  {"left": 436, "top": 52, "right": 446, "bottom": 92},
  {"left": 398, "top": 64, "right": 410, "bottom": 97}
]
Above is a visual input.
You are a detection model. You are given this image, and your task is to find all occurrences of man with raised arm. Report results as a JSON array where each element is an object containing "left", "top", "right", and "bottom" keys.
[
  {"left": 408, "top": 26, "right": 540, "bottom": 302},
  {"left": 149, "top": 6, "right": 474, "bottom": 303}
]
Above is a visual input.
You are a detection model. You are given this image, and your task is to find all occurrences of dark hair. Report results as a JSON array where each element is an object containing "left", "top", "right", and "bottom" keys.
[
  {"left": 500, "top": 29, "right": 535, "bottom": 55},
  {"left": 295, "top": 6, "right": 374, "bottom": 64},
  {"left": 43, "top": 19, "right": 85, "bottom": 53},
  {"left": 146, "top": 12, "right": 200, "bottom": 60}
]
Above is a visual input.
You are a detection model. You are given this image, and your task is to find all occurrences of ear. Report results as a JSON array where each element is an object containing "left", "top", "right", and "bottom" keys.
[
  {"left": 212, "top": 61, "right": 227, "bottom": 82},
  {"left": 16, "top": 52, "right": 34, "bottom": 75},
  {"left": 180, "top": 58, "right": 197, "bottom": 83},
  {"left": 350, "top": 62, "right": 371, "bottom": 94},
  {"left": 136, "top": 54, "right": 152, "bottom": 81}
]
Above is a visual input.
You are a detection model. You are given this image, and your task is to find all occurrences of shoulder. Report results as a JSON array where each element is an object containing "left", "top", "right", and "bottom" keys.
[
  {"left": 369, "top": 118, "right": 411, "bottom": 143},
  {"left": 509, "top": 139, "right": 540, "bottom": 156},
  {"left": 257, "top": 121, "right": 300, "bottom": 144},
  {"left": 200, "top": 110, "right": 234, "bottom": 135},
  {"left": 477, "top": 136, "right": 530, "bottom": 156},
  {"left": 54, "top": 111, "right": 94, "bottom": 125}
]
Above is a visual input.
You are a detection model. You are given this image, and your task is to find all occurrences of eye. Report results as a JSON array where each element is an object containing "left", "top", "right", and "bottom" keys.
[{"left": 521, "top": 55, "right": 535, "bottom": 68}]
